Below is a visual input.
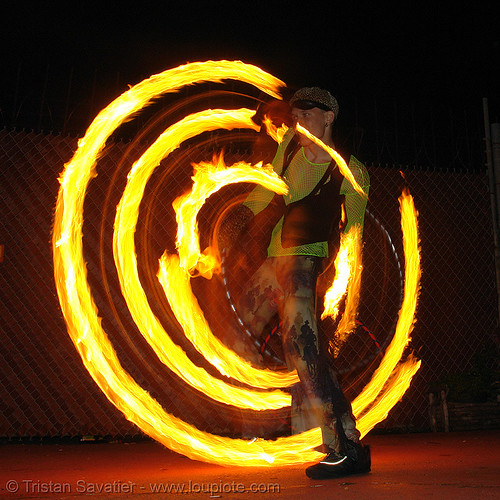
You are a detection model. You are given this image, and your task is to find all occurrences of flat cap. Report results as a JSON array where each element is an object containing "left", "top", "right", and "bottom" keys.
[{"left": 289, "top": 87, "right": 339, "bottom": 118}]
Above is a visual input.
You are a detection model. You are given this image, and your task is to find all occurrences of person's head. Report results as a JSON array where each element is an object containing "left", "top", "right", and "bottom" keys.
[{"left": 289, "top": 87, "right": 338, "bottom": 146}]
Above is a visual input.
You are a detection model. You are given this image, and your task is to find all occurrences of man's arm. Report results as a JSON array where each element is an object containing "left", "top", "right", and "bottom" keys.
[
  {"left": 340, "top": 156, "right": 370, "bottom": 234},
  {"left": 242, "top": 128, "right": 295, "bottom": 215}
]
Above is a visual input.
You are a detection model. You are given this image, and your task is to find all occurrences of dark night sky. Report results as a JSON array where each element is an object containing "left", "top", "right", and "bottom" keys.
[{"left": 2, "top": 2, "right": 499, "bottom": 164}]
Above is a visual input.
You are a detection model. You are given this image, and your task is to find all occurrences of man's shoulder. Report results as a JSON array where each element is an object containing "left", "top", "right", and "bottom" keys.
[
  {"left": 348, "top": 155, "right": 368, "bottom": 173},
  {"left": 345, "top": 155, "right": 370, "bottom": 188},
  {"left": 279, "top": 128, "right": 297, "bottom": 151},
  {"left": 272, "top": 129, "right": 299, "bottom": 172},
  {"left": 348, "top": 155, "right": 365, "bottom": 169}
]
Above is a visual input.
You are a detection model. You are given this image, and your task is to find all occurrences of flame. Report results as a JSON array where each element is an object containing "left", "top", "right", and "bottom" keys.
[
  {"left": 295, "top": 124, "right": 367, "bottom": 198},
  {"left": 53, "top": 60, "right": 421, "bottom": 466},
  {"left": 322, "top": 225, "right": 363, "bottom": 321},
  {"left": 356, "top": 355, "right": 421, "bottom": 436},
  {"left": 172, "top": 154, "right": 287, "bottom": 278},
  {"left": 353, "top": 188, "right": 422, "bottom": 436},
  {"left": 114, "top": 108, "right": 298, "bottom": 406},
  {"left": 263, "top": 116, "right": 288, "bottom": 143},
  {"left": 158, "top": 155, "right": 300, "bottom": 390},
  {"left": 334, "top": 227, "right": 363, "bottom": 347},
  {"left": 321, "top": 225, "right": 363, "bottom": 355}
]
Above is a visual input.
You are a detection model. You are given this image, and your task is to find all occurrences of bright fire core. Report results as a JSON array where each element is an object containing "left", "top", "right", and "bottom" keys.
[{"left": 52, "top": 60, "right": 421, "bottom": 467}]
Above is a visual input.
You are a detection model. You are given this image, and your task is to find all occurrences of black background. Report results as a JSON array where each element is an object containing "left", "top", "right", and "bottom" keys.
[{"left": 2, "top": 2, "right": 499, "bottom": 165}]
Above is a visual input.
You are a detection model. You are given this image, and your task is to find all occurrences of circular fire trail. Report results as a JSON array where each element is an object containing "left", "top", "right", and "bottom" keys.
[{"left": 52, "top": 60, "right": 421, "bottom": 466}]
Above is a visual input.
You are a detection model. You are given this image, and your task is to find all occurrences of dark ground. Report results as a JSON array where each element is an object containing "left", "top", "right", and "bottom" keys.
[{"left": 1, "top": 430, "right": 499, "bottom": 499}]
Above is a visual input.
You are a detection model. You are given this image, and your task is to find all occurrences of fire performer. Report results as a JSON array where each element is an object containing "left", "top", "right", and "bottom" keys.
[{"left": 222, "top": 87, "right": 371, "bottom": 479}]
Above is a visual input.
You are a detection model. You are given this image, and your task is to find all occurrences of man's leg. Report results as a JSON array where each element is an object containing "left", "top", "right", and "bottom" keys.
[
  {"left": 220, "top": 257, "right": 282, "bottom": 365},
  {"left": 325, "top": 365, "right": 361, "bottom": 444},
  {"left": 306, "top": 346, "right": 370, "bottom": 478},
  {"left": 231, "top": 257, "right": 283, "bottom": 437},
  {"left": 238, "top": 257, "right": 283, "bottom": 340},
  {"left": 276, "top": 255, "right": 341, "bottom": 451},
  {"left": 276, "top": 255, "right": 370, "bottom": 478}
]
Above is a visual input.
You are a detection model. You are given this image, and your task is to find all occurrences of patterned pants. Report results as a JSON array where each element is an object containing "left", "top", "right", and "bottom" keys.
[{"left": 237, "top": 255, "right": 360, "bottom": 452}]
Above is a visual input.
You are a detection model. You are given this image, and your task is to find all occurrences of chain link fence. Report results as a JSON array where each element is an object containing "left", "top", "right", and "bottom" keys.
[{"left": 1, "top": 126, "right": 499, "bottom": 441}]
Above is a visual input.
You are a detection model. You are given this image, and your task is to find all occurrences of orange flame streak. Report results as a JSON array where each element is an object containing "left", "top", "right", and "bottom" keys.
[
  {"left": 321, "top": 225, "right": 363, "bottom": 355},
  {"left": 159, "top": 155, "right": 300, "bottom": 390},
  {"left": 356, "top": 355, "right": 421, "bottom": 438},
  {"left": 54, "top": 230, "right": 323, "bottom": 464},
  {"left": 352, "top": 188, "right": 421, "bottom": 423},
  {"left": 114, "top": 109, "right": 297, "bottom": 402},
  {"left": 335, "top": 226, "right": 363, "bottom": 339},
  {"left": 154, "top": 153, "right": 298, "bottom": 390},
  {"left": 262, "top": 116, "right": 288, "bottom": 143},
  {"left": 295, "top": 124, "right": 367, "bottom": 198},
  {"left": 51, "top": 61, "right": 323, "bottom": 465},
  {"left": 158, "top": 254, "right": 297, "bottom": 391},
  {"left": 53, "top": 60, "right": 421, "bottom": 466},
  {"left": 321, "top": 225, "right": 362, "bottom": 321},
  {"left": 173, "top": 154, "right": 287, "bottom": 278}
]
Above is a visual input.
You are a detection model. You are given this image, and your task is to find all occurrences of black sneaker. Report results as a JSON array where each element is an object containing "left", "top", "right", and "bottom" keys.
[{"left": 305, "top": 444, "right": 371, "bottom": 479}]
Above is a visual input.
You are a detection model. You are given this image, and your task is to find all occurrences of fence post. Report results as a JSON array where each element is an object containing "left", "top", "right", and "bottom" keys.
[{"left": 484, "top": 98, "right": 500, "bottom": 327}]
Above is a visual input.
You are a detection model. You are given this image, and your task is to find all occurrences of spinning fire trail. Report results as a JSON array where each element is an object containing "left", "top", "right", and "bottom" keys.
[{"left": 52, "top": 60, "right": 421, "bottom": 466}]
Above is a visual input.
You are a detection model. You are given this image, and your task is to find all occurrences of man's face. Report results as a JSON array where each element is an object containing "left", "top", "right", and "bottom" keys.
[{"left": 291, "top": 106, "right": 331, "bottom": 146}]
